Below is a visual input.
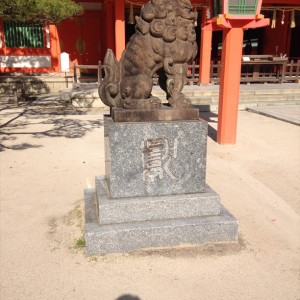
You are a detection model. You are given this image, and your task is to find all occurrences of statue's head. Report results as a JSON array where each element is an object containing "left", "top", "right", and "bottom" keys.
[{"left": 139, "top": 0, "right": 197, "bottom": 45}]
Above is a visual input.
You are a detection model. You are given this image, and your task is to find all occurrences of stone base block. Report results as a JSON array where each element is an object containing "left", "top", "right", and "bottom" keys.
[
  {"left": 111, "top": 106, "right": 199, "bottom": 122},
  {"left": 95, "top": 176, "right": 221, "bottom": 225},
  {"left": 84, "top": 187, "right": 238, "bottom": 256}
]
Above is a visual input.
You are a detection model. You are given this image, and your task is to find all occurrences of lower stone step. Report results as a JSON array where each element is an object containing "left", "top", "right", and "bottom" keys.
[{"left": 84, "top": 188, "right": 238, "bottom": 256}]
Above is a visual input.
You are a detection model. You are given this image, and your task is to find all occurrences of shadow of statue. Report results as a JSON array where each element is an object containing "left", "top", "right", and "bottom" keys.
[
  {"left": 199, "top": 111, "right": 218, "bottom": 142},
  {"left": 115, "top": 294, "right": 142, "bottom": 300}
]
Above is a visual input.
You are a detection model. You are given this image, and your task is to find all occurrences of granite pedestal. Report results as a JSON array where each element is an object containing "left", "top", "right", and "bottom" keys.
[
  {"left": 84, "top": 116, "right": 238, "bottom": 255},
  {"left": 105, "top": 117, "right": 207, "bottom": 198}
]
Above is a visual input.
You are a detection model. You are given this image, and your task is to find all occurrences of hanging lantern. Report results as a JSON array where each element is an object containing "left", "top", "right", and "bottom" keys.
[
  {"left": 290, "top": 10, "right": 296, "bottom": 28},
  {"left": 128, "top": 3, "right": 135, "bottom": 24},
  {"left": 271, "top": 10, "right": 276, "bottom": 28},
  {"left": 211, "top": 0, "right": 262, "bottom": 18}
]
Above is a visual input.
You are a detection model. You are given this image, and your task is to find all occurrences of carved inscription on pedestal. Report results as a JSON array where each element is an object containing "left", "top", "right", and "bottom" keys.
[{"left": 141, "top": 138, "right": 178, "bottom": 182}]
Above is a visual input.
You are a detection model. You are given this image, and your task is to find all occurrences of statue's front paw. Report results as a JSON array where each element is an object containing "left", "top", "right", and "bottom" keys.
[
  {"left": 149, "top": 97, "right": 162, "bottom": 109},
  {"left": 122, "top": 97, "right": 162, "bottom": 110},
  {"left": 168, "top": 92, "right": 191, "bottom": 109}
]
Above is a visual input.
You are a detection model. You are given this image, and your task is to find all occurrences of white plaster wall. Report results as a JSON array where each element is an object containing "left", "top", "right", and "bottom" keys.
[{"left": 0, "top": 55, "right": 51, "bottom": 68}]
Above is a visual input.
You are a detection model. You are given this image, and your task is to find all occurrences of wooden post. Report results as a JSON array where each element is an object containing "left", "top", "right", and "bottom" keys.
[
  {"left": 192, "top": 61, "right": 195, "bottom": 83},
  {"left": 281, "top": 61, "right": 287, "bottom": 83},
  {"left": 217, "top": 28, "right": 244, "bottom": 144},
  {"left": 199, "top": 29, "right": 212, "bottom": 84},
  {"left": 98, "top": 60, "right": 102, "bottom": 83},
  {"left": 73, "top": 61, "right": 77, "bottom": 83},
  {"left": 289, "top": 60, "right": 293, "bottom": 78}
]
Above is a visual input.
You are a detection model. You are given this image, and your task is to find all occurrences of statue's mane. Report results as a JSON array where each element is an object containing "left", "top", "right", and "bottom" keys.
[{"left": 135, "top": 0, "right": 197, "bottom": 44}]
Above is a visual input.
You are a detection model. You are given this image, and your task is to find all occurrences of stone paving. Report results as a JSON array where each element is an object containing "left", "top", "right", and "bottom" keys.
[{"left": 248, "top": 105, "right": 300, "bottom": 126}]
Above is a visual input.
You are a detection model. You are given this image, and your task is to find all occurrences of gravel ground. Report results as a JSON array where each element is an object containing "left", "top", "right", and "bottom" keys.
[{"left": 0, "top": 97, "right": 299, "bottom": 300}]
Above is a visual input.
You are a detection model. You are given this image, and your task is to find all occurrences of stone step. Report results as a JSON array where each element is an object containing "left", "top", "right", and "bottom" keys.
[
  {"left": 70, "top": 95, "right": 300, "bottom": 110},
  {"left": 188, "top": 93, "right": 300, "bottom": 104},
  {"left": 195, "top": 100, "right": 300, "bottom": 112},
  {"left": 240, "top": 93, "right": 300, "bottom": 102},
  {"left": 68, "top": 89, "right": 300, "bottom": 101},
  {"left": 73, "top": 82, "right": 99, "bottom": 90},
  {"left": 152, "top": 88, "right": 300, "bottom": 98},
  {"left": 95, "top": 176, "right": 220, "bottom": 225},
  {"left": 254, "top": 88, "right": 300, "bottom": 95},
  {"left": 65, "top": 86, "right": 300, "bottom": 101},
  {"left": 64, "top": 85, "right": 300, "bottom": 110}
]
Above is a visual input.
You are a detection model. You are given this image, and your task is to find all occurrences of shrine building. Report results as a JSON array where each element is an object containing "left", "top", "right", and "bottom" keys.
[{"left": 0, "top": 0, "right": 299, "bottom": 76}]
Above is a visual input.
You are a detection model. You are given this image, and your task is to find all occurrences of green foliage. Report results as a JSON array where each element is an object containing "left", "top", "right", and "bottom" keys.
[
  {"left": 74, "top": 237, "right": 86, "bottom": 249},
  {"left": 0, "top": 0, "right": 83, "bottom": 24}
]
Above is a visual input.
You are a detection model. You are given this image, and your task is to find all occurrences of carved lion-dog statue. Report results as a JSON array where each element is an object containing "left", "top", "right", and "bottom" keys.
[{"left": 99, "top": 0, "right": 198, "bottom": 110}]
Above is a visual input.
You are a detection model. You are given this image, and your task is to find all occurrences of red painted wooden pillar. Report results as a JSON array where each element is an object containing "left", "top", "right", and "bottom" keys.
[
  {"left": 199, "top": 29, "right": 212, "bottom": 84},
  {"left": 114, "top": 0, "right": 125, "bottom": 61},
  {"left": 217, "top": 28, "right": 244, "bottom": 144},
  {"left": 49, "top": 24, "right": 61, "bottom": 72},
  {"left": 105, "top": 0, "right": 115, "bottom": 52}
]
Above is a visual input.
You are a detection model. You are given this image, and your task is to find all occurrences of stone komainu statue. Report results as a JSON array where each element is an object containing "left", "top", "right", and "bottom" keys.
[{"left": 99, "top": 0, "right": 198, "bottom": 110}]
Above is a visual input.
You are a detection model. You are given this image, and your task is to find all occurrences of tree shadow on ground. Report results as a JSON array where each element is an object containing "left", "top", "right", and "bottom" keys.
[
  {"left": 0, "top": 96, "right": 36, "bottom": 129},
  {"left": 0, "top": 135, "right": 42, "bottom": 152},
  {"left": 0, "top": 101, "right": 32, "bottom": 112},
  {"left": 35, "top": 118, "right": 103, "bottom": 139},
  {"left": 0, "top": 115, "right": 103, "bottom": 152}
]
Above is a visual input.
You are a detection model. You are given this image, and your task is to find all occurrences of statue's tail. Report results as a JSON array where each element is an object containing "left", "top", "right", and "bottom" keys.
[{"left": 99, "top": 49, "right": 122, "bottom": 107}]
